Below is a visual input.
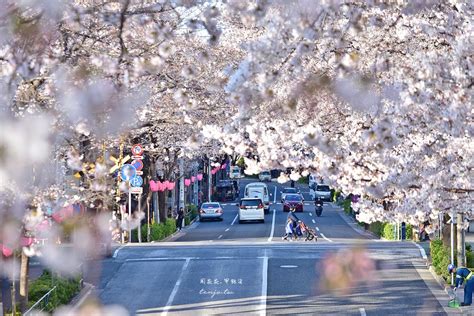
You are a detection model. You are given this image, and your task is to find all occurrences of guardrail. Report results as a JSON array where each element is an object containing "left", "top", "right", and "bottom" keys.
[{"left": 23, "top": 286, "right": 57, "bottom": 315}]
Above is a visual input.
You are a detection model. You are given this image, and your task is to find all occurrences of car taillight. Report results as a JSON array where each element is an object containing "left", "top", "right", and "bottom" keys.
[
  {"left": 258, "top": 203, "right": 263, "bottom": 208},
  {"left": 200, "top": 209, "right": 205, "bottom": 214},
  {"left": 215, "top": 208, "right": 222, "bottom": 213},
  {"left": 240, "top": 205, "right": 245, "bottom": 209}
]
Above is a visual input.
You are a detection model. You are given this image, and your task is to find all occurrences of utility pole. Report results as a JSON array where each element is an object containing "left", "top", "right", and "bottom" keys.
[
  {"left": 457, "top": 212, "right": 466, "bottom": 267},
  {"left": 179, "top": 158, "right": 185, "bottom": 210},
  {"left": 451, "top": 210, "right": 455, "bottom": 285},
  {"left": 207, "top": 158, "right": 212, "bottom": 202}
]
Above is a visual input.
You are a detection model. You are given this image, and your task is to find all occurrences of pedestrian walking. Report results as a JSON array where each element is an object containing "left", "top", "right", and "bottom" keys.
[
  {"left": 287, "top": 207, "right": 300, "bottom": 236},
  {"left": 176, "top": 207, "right": 184, "bottom": 231},
  {"left": 449, "top": 264, "right": 474, "bottom": 306},
  {"left": 282, "top": 218, "right": 294, "bottom": 241}
]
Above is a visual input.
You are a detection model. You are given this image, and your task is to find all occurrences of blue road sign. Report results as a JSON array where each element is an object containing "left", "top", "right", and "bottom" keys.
[
  {"left": 120, "top": 164, "right": 137, "bottom": 181},
  {"left": 130, "top": 175, "right": 143, "bottom": 187}
]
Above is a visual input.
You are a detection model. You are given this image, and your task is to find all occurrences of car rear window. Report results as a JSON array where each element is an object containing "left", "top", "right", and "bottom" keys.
[
  {"left": 261, "top": 171, "right": 270, "bottom": 175},
  {"left": 317, "top": 185, "right": 330, "bottom": 191},
  {"left": 286, "top": 194, "right": 301, "bottom": 201},
  {"left": 241, "top": 199, "right": 261, "bottom": 207},
  {"left": 284, "top": 188, "right": 297, "bottom": 193},
  {"left": 202, "top": 203, "right": 219, "bottom": 208}
]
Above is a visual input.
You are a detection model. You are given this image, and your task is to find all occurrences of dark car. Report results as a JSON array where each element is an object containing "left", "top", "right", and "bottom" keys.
[
  {"left": 215, "top": 181, "right": 237, "bottom": 201},
  {"left": 283, "top": 194, "right": 304, "bottom": 212}
]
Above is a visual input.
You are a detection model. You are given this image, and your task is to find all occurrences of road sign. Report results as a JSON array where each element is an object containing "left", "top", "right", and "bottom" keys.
[
  {"left": 131, "top": 159, "right": 144, "bottom": 171},
  {"left": 120, "top": 164, "right": 136, "bottom": 181},
  {"left": 136, "top": 171, "right": 143, "bottom": 176},
  {"left": 130, "top": 176, "right": 143, "bottom": 187},
  {"left": 132, "top": 155, "right": 144, "bottom": 160},
  {"left": 130, "top": 187, "right": 143, "bottom": 194},
  {"left": 131, "top": 144, "right": 144, "bottom": 156},
  {"left": 109, "top": 155, "right": 131, "bottom": 173}
]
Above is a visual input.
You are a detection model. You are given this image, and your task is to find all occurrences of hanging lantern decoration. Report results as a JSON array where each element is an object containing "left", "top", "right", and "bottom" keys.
[
  {"left": 1, "top": 244, "right": 13, "bottom": 257},
  {"left": 184, "top": 179, "right": 191, "bottom": 186},
  {"left": 21, "top": 236, "right": 34, "bottom": 247},
  {"left": 150, "top": 180, "right": 159, "bottom": 192},
  {"left": 191, "top": 176, "right": 196, "bottom": 183},
  {"left": 197, "top": 173, "right": 203, "bottom": 181},
  {"left": 163, "top": 180, "right": 170, "bottom": 190},
  {"left": 211, "top": 168, "right": 218, "bottom": 175},
  {"left": 167, "top": 181, "right": 176, "bottom": 190},
  {"left": 157, "top": 181, "right": 165, "bottom": 192}
]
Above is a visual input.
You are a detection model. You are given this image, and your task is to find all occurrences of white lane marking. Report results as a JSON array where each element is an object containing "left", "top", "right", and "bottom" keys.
[
  {"left": 309, "top": 212, "right": 312, "bottom": 216},
  {"left": 231, "top": 214, "right": 238, "bottom": 225},
  {"left": 162, "top": 258, "right": 191, "bottom": 316},
  {"left": 359, "top": 308, "right": 366, "bottom": 316},
  {"left": 113, "top": 245, "right": 125, "bottom": 259},
  {"left": 304, "top": 203, "right": 311, "bottom": 206},
  {"left": 316, "top": 227, "right": 320, "bottom": 231},
  {"left": 225, "top": 228, "right": 230, "bottom": 232},
  {"left": 218, "top": 235, "right": 223, "bottom": 239},
  {"left": 280, "top": 265, "right": 298, "bottom": 268},
  {"left": 312, "top": 219, "right": 316, "bottom": 224},
  {"left": 412, "top": 241, "right": 427, "bottom": 260},
  {"left": 260, "top": 254, "right": 269, "bottom": 316},
  {"left": 268, "top": 209, "right": 276, "bottom": 242},
  {"left": 320, "top": 233, "right": 333, "bottom": 242},
  {"left": 273, "top": 186, "right": 277, "bottom": 203}
]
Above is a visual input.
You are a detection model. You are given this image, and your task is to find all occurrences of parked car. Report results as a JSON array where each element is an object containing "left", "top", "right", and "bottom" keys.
[
  {"left": 281, "top": 187, "right": 301, "bottom": 203},
  {"left": 239, "top": 198, "right": 265, "bottom": 223},
  {"left": 283, "top": 194, "right": 304, "bottom": 212},
  {"left": 215, "top": 181, "right": 237, "bottom": 201},
  {"left": 258, "top": 171, "right": 271, "bottom": 182},
  {"left": 199, "top": 202, "right": 223, "bottom": 221},
  {"left": 229, "top": 166, "right": 242, "bottom": 179},
  {"left": 311, "top": 184, "right": 332, "bottom": 202},
  {"left": 244, "top": 182, "right": 270, "bottom": 213}
]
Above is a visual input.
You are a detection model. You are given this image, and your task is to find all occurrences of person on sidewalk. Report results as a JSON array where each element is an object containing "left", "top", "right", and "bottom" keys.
[
  {"left": 448, "top": 264, "right": 474, "bottom": 306},
  {"left": 176, "top": 207, "right": 184, "bottom": 231}
]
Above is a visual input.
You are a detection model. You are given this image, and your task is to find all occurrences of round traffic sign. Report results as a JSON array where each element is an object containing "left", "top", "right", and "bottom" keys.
[
  {"left": 131, "top": 144, "right": 144, "bottom": 156},
  {"left": 130, "top": 176, "right": 143, "bottom": 187},
  {"left": 131, "top": 159, "right": 144, "bottom": 171},
  {"left": 120, "top": 164, "right": 137, "bottom": 181}
]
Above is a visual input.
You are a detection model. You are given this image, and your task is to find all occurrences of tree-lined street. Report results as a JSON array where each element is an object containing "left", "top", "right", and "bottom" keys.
[{"left": 95, "top": 180, "right": 451, "bottom": 315}]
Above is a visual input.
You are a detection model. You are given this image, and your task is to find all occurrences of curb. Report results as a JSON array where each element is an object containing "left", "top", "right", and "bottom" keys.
[
  {"left": 70, "top": 282, "right": 95, "bottom": 310},
  {"left": 334, "top": 205, "right": 379, "bottom": 240},
  {"left": 161, "top": 216, "right": 199, "bottom": 242}
]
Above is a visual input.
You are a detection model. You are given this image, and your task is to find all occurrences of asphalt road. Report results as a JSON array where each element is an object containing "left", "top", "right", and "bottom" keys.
[{"left": 95, "top": 179, "right": 451, "bottom": 315}]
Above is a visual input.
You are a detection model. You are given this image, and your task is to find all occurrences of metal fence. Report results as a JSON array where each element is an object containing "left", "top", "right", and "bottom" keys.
[{"left": 23, "top": 286, "right": 57, "bottom": 315}]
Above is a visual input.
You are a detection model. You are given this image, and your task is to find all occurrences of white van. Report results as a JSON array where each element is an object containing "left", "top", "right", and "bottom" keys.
[
  {"left": 239, "top": 198, "right": 265, "bottom": 223},
  {"left": 229, "top": 166, "right": 241, "bottom": 179},
  {"left": 244, "top": 182, "right": 270, "bottom": 213}
]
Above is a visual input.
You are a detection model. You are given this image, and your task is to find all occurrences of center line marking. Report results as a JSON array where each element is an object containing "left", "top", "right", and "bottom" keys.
[
  {"left": 316, "top": 227, "right": 320, "bottom": 231},
  {"left": 309, "top": 212, "right": 312, "bottom": 216},
  {"left": 231, "top": 214, "right": 238, "bottom": 225},
  {"left": 218, "top": 235, "right": 223, "bottom": 239},
  {"left": 162, "top": 258, "right": 190, "bottom": 316},
  {"left": 273, "top": 186, "right": 277, "bottom": 203},
  {"left": 225, "top": 228, "right": 230, "bottom": 232},
  {"left": 268, "top": 209, "right": 276, "bottom": 242},
  {"left": 359, "top": 308, "right": 366, "bottom": 316},
  {"left": 312, "top": 219, "right": 316, "bottom": 224},
  {"left": 320, "top": 233, "right": 333, "bottom": 242}
]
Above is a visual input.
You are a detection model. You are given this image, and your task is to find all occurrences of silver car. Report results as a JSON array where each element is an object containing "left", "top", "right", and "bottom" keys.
[
  {"left": 314, "top": 184, "right": 332, "bottom": 202},
  {"left": 199, "top": 202, "right": 224, "bottom": 221}
]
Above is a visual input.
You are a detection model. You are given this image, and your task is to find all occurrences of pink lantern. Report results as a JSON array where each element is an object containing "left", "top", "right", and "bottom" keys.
[
  {"left": 191, "top": 176, "right": 196, "bottom": 183},
  {"left": 163, "top": 180, "right": 170, "bottom": 190},
  {"left": 167, "top": 181, "right": 176, "bottom": 190},
  {"left": 184, "top": 179, "right": 191, "bottom": 186},
  {"left": 21, "top": 236, "right": 34, "bottom": 247},
  {"left": 157, "top": 181, "right": 165, "bottom": 192},
  {"left": 150, "top": 180, "right": 159, "bottom": 192},
  {"left": 221, "top": 163, "right": 227, "bottom": 170},
  {"left": 1, "top": 244, "right": 13, "bottom": 257},
  {"left": 197, "top": 173, "right": 203, "bottom": 181},
  {"left": 211, "top": 168, "right": 218, "bottom": 175}
]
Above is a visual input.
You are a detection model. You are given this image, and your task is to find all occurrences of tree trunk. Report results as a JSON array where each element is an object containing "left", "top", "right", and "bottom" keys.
[
  {"left": 158, "top": 191, "right": 166, "bottom": 223},
  {"left": 19, "top": 252, "right": 29, "bottom": 313}
]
